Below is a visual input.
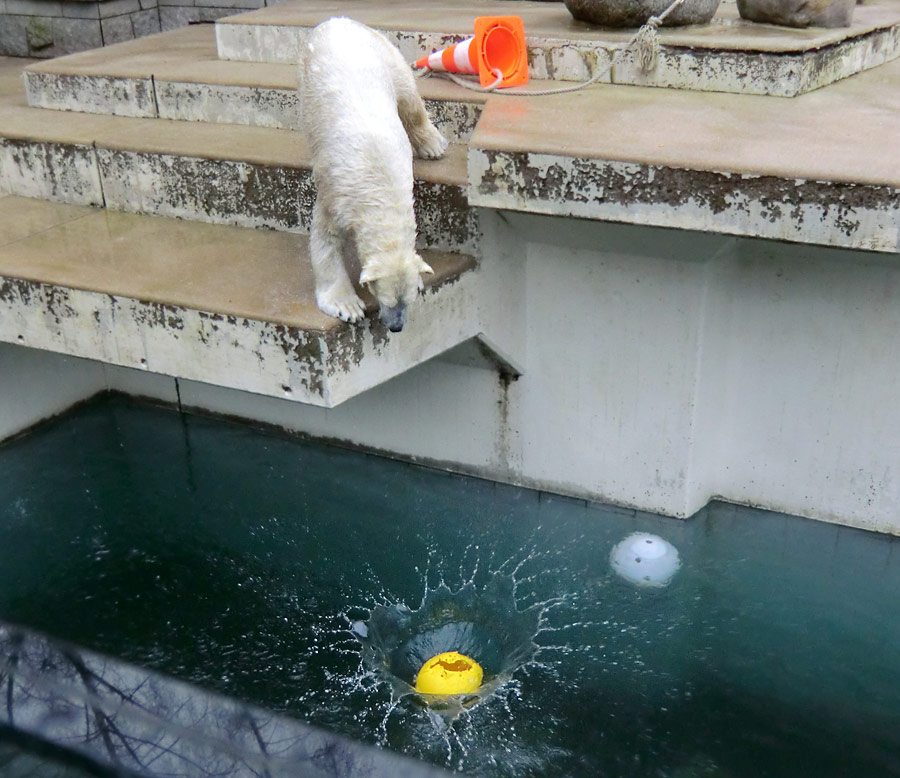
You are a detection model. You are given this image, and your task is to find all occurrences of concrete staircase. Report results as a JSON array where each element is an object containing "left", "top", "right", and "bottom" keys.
[
  {"left": 4, "top": 0, "right": 900, "bottom": 407},
  {"left": 0, "top": 22, "right": 493, "bottom": 407},
  {"left": 12, "top": 25, "right": 480, "bottom": 247}
]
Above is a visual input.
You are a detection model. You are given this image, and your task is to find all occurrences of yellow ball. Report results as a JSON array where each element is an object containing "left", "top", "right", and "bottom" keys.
[{"left": 414, "top": 651, "right": 484, "bottom": 695}]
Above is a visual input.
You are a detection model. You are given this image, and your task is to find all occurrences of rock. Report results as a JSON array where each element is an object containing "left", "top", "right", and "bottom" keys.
[
  {"left": 25, "top": 18, "right": 54, "bottom": 51},
  {"left": 563, "top": 0, "right": 721, "bottom": 27},
  {"left": 736, "top": 0, "right": 856, "bottom": 28}
]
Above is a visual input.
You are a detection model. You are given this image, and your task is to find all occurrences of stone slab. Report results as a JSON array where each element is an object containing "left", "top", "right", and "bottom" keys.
[
  {"left": 468, "top": 53, "right": 900, "bottom": 253},
  {"left": 0, "top": 195, "right": 480, "bottom": 406},
  {"left": 23, "top": 26, "right": 485, "bottom": 139},
  {"left": 214, "top": 0, "right": 900, "bottom": 95}
]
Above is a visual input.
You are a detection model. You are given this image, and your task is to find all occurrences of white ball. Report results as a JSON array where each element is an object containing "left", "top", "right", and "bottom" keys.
[{"left": 610, "top": 532, "right": 680, "bottom": 588}]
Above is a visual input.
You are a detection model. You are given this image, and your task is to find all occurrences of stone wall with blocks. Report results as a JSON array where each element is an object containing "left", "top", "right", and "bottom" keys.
[
  {"left": 0, "top": 0, "right": 289, "bottom": 56},
  {"left": 0, "top": 0, "right": 161, "bottom": 57},
  {"left": 158, "top": 0, "right": 290, "bottom": 33}
]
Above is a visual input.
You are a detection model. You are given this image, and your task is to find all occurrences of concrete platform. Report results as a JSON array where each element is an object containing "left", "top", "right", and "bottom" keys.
[
  {"left": 0, "top": 195, "right": 479, "bottom": 406},
  {"left": 23, "top": 26, "right": 486, "bottom": 140},
  {"left": 0, "top": 57, "right": 477, "bottom": 255},
  {"left": 468, "top": 51, "right": 900, "bottom": 253},
  {"left": 215, "top": 0, "right": 900, "bottom": 96}
]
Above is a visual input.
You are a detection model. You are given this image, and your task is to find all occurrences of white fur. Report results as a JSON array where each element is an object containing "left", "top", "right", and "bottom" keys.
[{"left": 299, "top": 17, "right": 448, "bottom": 331}]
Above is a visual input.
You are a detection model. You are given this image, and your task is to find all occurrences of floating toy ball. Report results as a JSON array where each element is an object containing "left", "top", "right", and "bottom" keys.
[
  {"left": 610, "top": 532, "right": 681, "bottom": 588},
  {"left": 414, "top": 651, "right": 484, "bottom": 695},
  {"left": 414, "top": 16, "right": 529, "bottom": 88}
]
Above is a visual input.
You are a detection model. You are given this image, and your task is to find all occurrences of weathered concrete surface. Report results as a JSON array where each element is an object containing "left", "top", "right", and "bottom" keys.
[
  {"left": 470, "top": 148, "right": 900, "bottom": 253},
  {"left": 468, "top": 54, "right": 900, "bottom": 253},
  {"left": 25, "top": 71, "right": 158, "bottom": 118},
  {"left": 0, "top": 137, "right": 105, "bottom": 205},
  {"left": 611, "top": 22, "right": 900, "bottom": 96},
  {"left": 156, "top": 80, "right": 301, "bottom": 129},
  {"left": 214, "top": 0, "right": 900, "bottom": 95},
  {"left": 10, "top": 41, "right": 900, "bottom": 256},
  {"left": 2, "top": 60, "right": 479, "bottom": 254},
  {"left": 0, "top": 196, "right": 480, "bottom": 407},
  {"left": 23, "top": 26, "right": 484, "bottom": 140},
  {"left": 16, "top": 208, "right": 894, "bottom": 535}
]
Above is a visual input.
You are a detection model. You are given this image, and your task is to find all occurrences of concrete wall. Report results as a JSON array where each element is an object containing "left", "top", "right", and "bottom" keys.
[
  {"left": 0, "top": 341, "right": 175, "bottom": 440},
  {"left": 3, "top": 211, "right": 900, "bottom": 535},
  {"left": 0, "top": 343, "right": 103, "bottom": 439},
  {"left": 690, "top": 237, "right": 900, "bottom": 532}
]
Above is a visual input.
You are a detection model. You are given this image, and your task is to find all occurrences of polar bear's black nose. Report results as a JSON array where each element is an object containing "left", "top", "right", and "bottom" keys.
[{"left": 379, "top": 303, "right": 407, "bottom": 333}]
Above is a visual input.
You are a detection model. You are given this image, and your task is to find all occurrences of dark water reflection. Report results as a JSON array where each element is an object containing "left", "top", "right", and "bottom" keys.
[{"left": 0, "top": 623, "right": 451, "bottom": 777}]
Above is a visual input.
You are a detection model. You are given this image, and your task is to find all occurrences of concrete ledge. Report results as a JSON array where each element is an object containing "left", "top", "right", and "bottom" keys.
[
  {"left": 469, "top": 148, "right": 900, "bottom": 253},
  {"left": 467, "top": 54, "right": 900, "bottom": 254},
  {"left": 0, "top": 196, "right": 481, "bottom": 407},
  {"left": 214, "top": 0, "right": 900, "bottom": 96},
  {"left": 23, "top": 26, "right": 486, "bottom": 140}
]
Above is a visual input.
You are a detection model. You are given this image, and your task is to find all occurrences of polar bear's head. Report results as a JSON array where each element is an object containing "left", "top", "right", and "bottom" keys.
[{"left": 360, "top": 252, "right": 434, "bottom": 333}]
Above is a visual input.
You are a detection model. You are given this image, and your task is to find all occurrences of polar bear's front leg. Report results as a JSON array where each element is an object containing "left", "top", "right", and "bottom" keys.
[
  {"left": 385, "top": 39, "right": 448, "bottom": 160},
  {"left": 310, "top": 199, "right": 365, "bottom": 323},
  {"left": 398, "top": 93, "right": 448, "bottom": 160},
  {"left": 406, "top": 115, "right": 448, "bottom": 160}
]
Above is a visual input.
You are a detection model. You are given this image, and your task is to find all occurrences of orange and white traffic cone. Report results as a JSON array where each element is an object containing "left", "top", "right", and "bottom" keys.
[{"left": 414, "top": 16, "right": 528, "bottom": 88}]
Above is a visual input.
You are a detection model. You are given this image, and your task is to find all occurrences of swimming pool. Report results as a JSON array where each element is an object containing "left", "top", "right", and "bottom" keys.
[{"left": 1, "top": 394, "right": 898, "bottom": 777}]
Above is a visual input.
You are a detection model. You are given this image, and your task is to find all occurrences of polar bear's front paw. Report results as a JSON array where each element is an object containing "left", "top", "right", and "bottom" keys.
[
  {"left": 317, "top": 288, "right": 366, "bottom": 323},
  {"left": 412, "top": 123, "right": 449, "bottom": 160}
]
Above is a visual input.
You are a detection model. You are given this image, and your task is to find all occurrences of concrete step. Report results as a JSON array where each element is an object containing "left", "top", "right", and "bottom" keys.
[
  {"left": 467, "top": 54, "right": 900, "bottom": 254},
  {"left": 214, "top": 0, "right": 900, "bottom": 97},
  {"left": 0, "top": 195, "right": 481, "bottom": 407},
  {"left": 1, "top": 64, "right": 477, "bottom": 256},
  {"left": 23, "top": 26, "right": 487, "bottom": 142}
]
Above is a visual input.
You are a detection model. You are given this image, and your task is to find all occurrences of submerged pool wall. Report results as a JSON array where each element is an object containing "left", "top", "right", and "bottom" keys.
[{"left": 3, "top": 209, "right": 900, "bottom": 535}]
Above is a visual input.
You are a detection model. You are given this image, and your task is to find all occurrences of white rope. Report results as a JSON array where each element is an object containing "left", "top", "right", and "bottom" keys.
[
  {"left": 417, "top": 66, "right": 505, "bottom": 92},
  {"left": 413, "top": 0, "right": 691, "bottom": 97}
]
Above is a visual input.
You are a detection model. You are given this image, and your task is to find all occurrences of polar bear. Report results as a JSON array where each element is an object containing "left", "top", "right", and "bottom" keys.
[{"left": 299, "top": 17, "right": 448, "bottom": 332}]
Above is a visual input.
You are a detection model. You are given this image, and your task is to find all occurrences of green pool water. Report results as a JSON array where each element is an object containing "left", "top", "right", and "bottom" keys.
[{"left": 0, "top": 394, "right": 898, "bottom": 777}]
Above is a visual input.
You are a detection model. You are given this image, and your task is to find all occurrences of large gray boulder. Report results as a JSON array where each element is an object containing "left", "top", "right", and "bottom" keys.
[
  {"left": 563, "top": 0, "right": 721, "bottom": 27},
  {"left": 736, "top": 0, "right": 856, "bottom": 28}
]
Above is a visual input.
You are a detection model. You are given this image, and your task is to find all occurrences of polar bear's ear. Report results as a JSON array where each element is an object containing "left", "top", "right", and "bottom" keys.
[
  {"left": 359, "top": 263, "right": 387, "bottom": 286},
  {"left": 415, "top": 255, "right": 434, "bottom": 275}
]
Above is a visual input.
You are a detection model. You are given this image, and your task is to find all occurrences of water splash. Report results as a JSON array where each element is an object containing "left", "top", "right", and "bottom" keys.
[{"left": 310, "top": 547, "right": 588, "bottom": 774}]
